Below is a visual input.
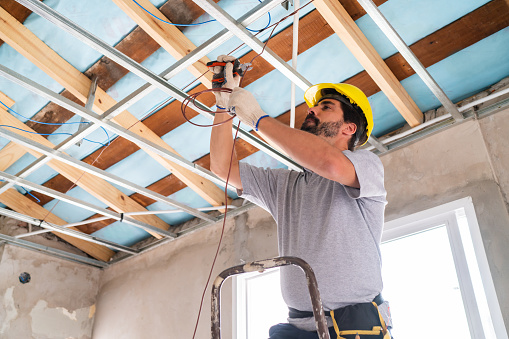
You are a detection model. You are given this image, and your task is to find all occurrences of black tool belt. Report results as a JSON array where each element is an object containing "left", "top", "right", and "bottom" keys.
[{"left": 288, "top": 293, "right": 384, "bottom": 319}]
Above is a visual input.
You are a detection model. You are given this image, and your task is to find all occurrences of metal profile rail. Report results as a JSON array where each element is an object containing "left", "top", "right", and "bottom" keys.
[
  {"left": 0, "top": 207, "right": 138, "bottom": 254},
  {"left": 15, "top": 0, "right": 301, "bottom": 172},
  {"left": 356, "top": 0, "right": 463, "bottom": 121},
  {"left": 0, "top": 64, "right": 234, "bottom": 190},
  {"left": 0, "top": 231, "right": 108, "bottom": 268},
  {"left": 103, "top": 0, "right": 286, "bottom": 119},
  {"left": 0, "top": 127, "right": 217, "bottom": 222},
  {"left": 0, "top": 170, "right": 177, "bottom": 238},
  {"left": 191, "top": 0, "right": 386, "bottom": 153},
  {"left": 193, "top": 0, "right": 312, "bottom": 91},
  {"left": 16, "top": 206, "right": 235, "bottom": 239}
]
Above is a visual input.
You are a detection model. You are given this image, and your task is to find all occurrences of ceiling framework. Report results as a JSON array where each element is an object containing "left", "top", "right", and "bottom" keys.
[{"left": 0, "top": 0, "right": 507, "bottom": 266}]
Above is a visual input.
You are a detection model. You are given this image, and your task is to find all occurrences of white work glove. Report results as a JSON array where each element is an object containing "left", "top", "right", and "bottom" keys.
[
  {"left": 228, "top": 87, "right": 269, "bottom": 131},
  {"left": 212, "top": 55, "right": 241, "bottom": 109}
]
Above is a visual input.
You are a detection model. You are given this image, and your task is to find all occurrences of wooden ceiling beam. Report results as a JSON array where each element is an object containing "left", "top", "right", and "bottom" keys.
[
  {"left": 0, "top": 106, "right": 170, "bottom": 238},
  {"left": 313, "top": 0, "right": 422, "bottom": 126},
  {"left": 0, "top": 188, "right": 114, "bottom": 261},
  {"left": 0, "top": 6, "right": 229, "bottom": 209},
  {"left": 111, "top": 0, "right": 212, "bottom": 88}
]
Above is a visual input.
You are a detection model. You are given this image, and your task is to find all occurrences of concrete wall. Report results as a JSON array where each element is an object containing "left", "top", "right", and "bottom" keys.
[
  {"left": 0, "top": 244, "right": 102, "bottom": 339},
  {"left": 92, "top": 209, "right": 278, "bottom": 339},
  {"left": 92, "top": 107, "right": 509, "bottom": 337}
]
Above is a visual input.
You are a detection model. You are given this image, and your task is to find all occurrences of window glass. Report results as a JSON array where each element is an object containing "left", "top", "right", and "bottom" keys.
[{"left": 381, "top": 225, "right": 471, "bottom": 339}]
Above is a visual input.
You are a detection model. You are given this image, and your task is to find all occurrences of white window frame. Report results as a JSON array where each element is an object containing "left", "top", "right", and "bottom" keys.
[
  {"left": 233, "top": 267, "right": 287, "bottom": 339},
  {"left": 233, "top": 197, "right": 507, "bottom": 339},
  {"left": 383, "top": 197, "right": 507, "bottom": 339}
]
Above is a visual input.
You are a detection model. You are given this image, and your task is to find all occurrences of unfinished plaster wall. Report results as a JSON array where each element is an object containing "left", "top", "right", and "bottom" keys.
[
  {"left": 380, "top": 107, "right": 509, "bottom": 332},
  {"left": 93, "top": 107, "right": 509, "bottom": 337},
  {"left": 92, "top": 207, "right": 278, "bottom": 339},
  {"left": 0, "top": 244, "right": 102, "bottom": 339}
]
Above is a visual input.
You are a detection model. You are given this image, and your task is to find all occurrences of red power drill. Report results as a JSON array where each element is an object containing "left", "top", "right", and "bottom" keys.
[{"left": 206, "top": 59, "right": 252, "bottom": 88}]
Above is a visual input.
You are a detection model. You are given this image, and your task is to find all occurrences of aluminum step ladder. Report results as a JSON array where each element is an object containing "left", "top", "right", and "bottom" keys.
[{"left": 211, "top": 256, "right": 331, "bottom": 339}]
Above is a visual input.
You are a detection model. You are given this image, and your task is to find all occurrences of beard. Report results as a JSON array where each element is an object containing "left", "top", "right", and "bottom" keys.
[{"left": 300, "top": 114, "right": 343, "bottom": 138}]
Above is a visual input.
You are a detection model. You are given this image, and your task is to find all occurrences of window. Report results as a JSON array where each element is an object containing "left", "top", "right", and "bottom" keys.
[
  {"left": 234, "top": 268, "right": 288, "bottom": 339},
  {"left": 235, "top": 197, "right": 507, "bottom": 339},
  {"left": 382, "top": 197, "right": 507, "bottom": 339}
]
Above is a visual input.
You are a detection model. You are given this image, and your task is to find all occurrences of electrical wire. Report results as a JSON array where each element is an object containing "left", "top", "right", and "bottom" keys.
[
  {"left": 0, "top": 179, "right": 41, "bottom": 202},
  {"left": 0, "top": 99, "right": 111, "bottom": 147},
  {"left": 187, "top": 1, "right": 314, "bottom": 336},
  {"left": 131, "top": 0, "right": 271, "bottom": 32}
]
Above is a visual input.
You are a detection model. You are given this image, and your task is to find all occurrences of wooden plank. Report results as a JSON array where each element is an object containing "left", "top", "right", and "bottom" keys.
[
  {"left": 111, "top": 0, "right": 212, "bottom": 88},
  {"left": 313, "top": 0, "right": 422, "bottom": 126},
  {"left": 0, "top": 0, "right": 36, "bottom": 47},
  {"left": 0, "top": 92, "right": 24, "bottom": 171},
  {"left": 0, "top": 142, "right": 25, "bottom": 171},
  {"left": 0, "top": 107, "right": 170, "bottom": 238},
  {"left": 0, "top": 6, "right": 229, "bottom": 208},
  {"left": 0, "top": 188, "right": 115, "bottom": 261},
  {"left": 23, "top": 0, "right": 509, "bottom": 209},
  {"left": 0, "top": 89, "right": 14, "bottom": 107}
]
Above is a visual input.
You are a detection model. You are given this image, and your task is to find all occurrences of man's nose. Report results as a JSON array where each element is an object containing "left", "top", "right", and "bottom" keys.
[{"left": 307, "top": 106, "right": 317, "bottom": 115}]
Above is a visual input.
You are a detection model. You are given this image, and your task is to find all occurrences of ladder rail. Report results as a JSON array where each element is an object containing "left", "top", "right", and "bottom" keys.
[{"left": 211, "top": 256, "right": 330, "bottom": 339}]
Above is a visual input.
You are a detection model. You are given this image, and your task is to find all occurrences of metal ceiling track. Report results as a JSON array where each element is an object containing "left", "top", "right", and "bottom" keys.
[
  {"left": 0, "top": 206, "right": 138, "bottom": 254},
  {"left": 0, "top": 64, "right": 232, "bottom": 190},
  {"left": 14, "top": 0, "right": 301, "bottom": 172},
  {"left": 192, "top": 0, "right": 312, "bottom": 91},
  {"left": 191, "top": 0, "right": 386, "bottom": 152},
  {"left": 0, "top": 169, "right": 177, "bottom": 238},
  {"left": 0, "top": 227, "right": 108, "bottom": 269},
  {"left": 0, "top": 126, "right": 217, "bottom": 222},
  {"left": 356, "top": 0, "right": 464, "bottom": 121}
]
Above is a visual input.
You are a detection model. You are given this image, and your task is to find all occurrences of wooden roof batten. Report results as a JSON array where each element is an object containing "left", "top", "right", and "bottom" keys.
[
  {"left": 0, "top": 188, "right": 115, "bottom": 261},
  {"left": 313, "top": 0, "right": 423, "bottom": 127},
  {"left": 111, "top": 0, "right": 213, "bottom": 88},
  {"left": 0, "top": 6, "right": 230, "bottom": 211}
]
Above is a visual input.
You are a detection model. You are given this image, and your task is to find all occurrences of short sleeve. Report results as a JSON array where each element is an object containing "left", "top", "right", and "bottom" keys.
[
  {"left": 238, "top": 162, "right": 287, "bottom": 217},
  {"left": 342, "top": 150, "right": 386, "bottom": 200}
]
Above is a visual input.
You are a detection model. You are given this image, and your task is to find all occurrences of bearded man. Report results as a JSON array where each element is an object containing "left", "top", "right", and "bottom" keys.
[{"left": 210, "top": 56, "right": 392, "bottom": 339}]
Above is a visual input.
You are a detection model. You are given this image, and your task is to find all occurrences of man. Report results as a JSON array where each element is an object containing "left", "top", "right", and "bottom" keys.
[{"left": 210, "top": 56, "right": 391, "bottom": 338}]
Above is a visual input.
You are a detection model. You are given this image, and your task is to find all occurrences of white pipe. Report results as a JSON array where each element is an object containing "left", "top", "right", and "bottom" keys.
[
  {"left": 290, "top": 0, "right": 300, "bottom": 128},
  {"left": 458, "top": 87, "right": 509, "bottom": 112},
  {"left": 365, "top": 113, "right": 453, "bottom": 151},
  {"left": 15, "top": 206, "right": 236, "bottom": 238}
]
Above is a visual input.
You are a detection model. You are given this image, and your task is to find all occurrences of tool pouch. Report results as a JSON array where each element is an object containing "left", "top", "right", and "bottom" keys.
[{"left": 330, "top": 302, "right": 390, "bottom": 339}]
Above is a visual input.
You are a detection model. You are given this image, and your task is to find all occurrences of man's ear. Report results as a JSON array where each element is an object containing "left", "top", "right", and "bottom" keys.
[{"left": 343, "top": 122, "right": 357, "bottom": 136}]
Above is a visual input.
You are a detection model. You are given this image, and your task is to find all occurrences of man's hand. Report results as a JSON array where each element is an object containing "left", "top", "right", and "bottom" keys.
[
  {"left": 212, "top": 55, "right": 241, "bottom": 108},
  {"left": 228, "top": 87, "right": 268, "bottom": 130}
]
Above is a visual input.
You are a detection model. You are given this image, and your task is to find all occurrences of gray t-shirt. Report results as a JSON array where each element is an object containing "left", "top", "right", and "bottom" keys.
[{"left": 239, "top": 149, "right": 387, "bottom": 328}]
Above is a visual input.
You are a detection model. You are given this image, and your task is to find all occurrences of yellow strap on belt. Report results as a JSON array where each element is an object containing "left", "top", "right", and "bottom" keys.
[{"left": 330, "top": 302, "right": 391, "bottom": 338}]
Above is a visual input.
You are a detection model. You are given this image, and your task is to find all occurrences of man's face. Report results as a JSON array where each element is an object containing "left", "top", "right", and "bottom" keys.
[{"left": 300, "top": 99, "right": 344, "bottom": 138}]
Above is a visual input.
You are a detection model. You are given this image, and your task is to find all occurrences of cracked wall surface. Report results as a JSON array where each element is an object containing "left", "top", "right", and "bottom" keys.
[{"left": 0, "top": 244, "right": 102, "bottom": 339}]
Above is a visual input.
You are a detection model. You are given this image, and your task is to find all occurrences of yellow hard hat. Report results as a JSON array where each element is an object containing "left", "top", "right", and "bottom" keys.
[{"left": 304, "top": 83, "right": 373, "bottom": 145}]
